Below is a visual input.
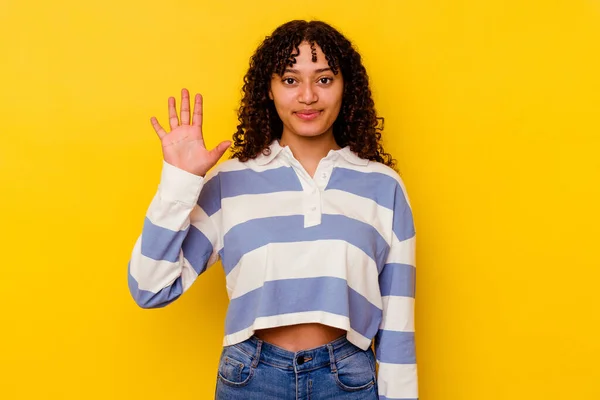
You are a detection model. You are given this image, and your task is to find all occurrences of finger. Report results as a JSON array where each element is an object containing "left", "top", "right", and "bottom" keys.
[
  {"left": 192, "top": 93, "right": 203, "bottom": 128},
  {"left": 209, "top": 140, "right": 232, "bottom": 161},
  {"left": 180, "top": 88, "right": 190, "bottom": 125},
  {"left": 168, "top": 96, "right": 179, "bottom": 131},
  {"left": 150, "top": 117, "right": 167, "bottom": 139}
]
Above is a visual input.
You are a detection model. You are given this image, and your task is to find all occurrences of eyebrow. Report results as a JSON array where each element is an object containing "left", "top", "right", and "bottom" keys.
[{"left": 284, "top": 68, "right": 332, "bottom": 74}]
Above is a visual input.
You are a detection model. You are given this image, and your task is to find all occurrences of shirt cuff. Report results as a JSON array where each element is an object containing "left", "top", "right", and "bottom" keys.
[{"left": 158, "top": 160, "right": 205, "bottom": 206}]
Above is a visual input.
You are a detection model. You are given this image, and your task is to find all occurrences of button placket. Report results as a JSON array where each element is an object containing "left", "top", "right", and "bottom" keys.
[
  {"left": 315, "top": 161, "right": 333, "bottom": 189},
  {"left": 304, "top": 182, "right": 322, "bottom": 227},
  {"left": 284, "top": 149, "right": 338, "bottom": 228}
]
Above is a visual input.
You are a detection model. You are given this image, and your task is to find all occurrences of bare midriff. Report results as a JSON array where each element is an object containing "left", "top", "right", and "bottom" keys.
[{"left": 254, "top": 323, "right": 346, "bottom": 352}]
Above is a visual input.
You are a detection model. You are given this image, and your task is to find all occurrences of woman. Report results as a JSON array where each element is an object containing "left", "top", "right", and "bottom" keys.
[{"left": 128, "top": 20, "right": 418, "bottom": 400}]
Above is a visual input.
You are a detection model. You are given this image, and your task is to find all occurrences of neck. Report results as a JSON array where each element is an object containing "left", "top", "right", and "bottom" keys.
[{"left": 278, "top": 132, "right": 341, "bottom": 164}]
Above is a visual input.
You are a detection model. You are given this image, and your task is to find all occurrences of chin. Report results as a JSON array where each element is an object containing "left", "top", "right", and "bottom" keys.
[
  {"left": 296, "top": 132, "right": 326, "bottom": 138},
  {"left": 292, "top": 126, "right": 331, "bottom": 138}
]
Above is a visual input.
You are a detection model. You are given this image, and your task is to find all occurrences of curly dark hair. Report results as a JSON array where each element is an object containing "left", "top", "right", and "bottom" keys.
[{"left": 230, "top": 19, "right": 396, "bottom": 170}]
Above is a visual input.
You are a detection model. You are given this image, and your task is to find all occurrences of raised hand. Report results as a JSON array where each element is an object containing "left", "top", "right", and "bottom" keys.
[{"left": 151, "top": 88, "right": 231, "bottom": 177}]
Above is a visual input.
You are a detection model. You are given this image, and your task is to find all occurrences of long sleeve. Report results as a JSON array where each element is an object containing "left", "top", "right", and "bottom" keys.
[
  {"left": 375, "top": 180, "right": 418, "bottom": 400},
  {"left": 127, "top": 160, "right": 223, "bottom": 308}
]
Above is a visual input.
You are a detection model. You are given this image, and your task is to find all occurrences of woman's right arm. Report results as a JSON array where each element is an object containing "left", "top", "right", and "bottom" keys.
[
  {"left": 127, "top": 161, "right": 223, "bottom": 308},
  {"left": 127, "top": 88, "right": 231, "bottom": 308}
]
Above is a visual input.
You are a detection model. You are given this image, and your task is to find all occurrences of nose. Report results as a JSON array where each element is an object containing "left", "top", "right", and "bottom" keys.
[{"left": 298, "top": 82, "right": 318, "bottom": 104}]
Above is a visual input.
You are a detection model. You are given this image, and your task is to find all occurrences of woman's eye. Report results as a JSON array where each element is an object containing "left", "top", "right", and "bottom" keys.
[
  {"left": 283, "top": 78, "right": 296, "bottom": 85},
  {"left": 319, "top": 77, "right": 333, "bottom": 84}
]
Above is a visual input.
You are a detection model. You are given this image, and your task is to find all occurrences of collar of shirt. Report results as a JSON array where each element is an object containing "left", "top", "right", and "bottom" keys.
[{"left": 254, "top": 139, "right": 369, "bottom": 166}]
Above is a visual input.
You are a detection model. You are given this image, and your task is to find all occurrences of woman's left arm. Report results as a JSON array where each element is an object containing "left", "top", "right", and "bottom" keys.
[{"left": 374, "top": 179, "right": 418, "bottom": 400}]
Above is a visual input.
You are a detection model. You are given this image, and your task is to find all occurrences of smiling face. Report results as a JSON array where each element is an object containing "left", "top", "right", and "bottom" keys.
[{"left": 269, "top": 41, "right": 344, "bottom": 143}]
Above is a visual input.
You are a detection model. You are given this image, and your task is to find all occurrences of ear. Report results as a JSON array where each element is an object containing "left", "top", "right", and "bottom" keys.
[{"left": 268, "top": 90, "right": 273, "bottom": 100}]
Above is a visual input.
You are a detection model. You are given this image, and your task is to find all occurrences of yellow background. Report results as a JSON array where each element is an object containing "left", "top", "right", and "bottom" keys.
[{"left": 1, "top": 0, "right": 599, "bottom": 399}]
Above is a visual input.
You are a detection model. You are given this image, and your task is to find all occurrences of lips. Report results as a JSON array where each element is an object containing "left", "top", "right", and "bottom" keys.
[{"left": 295, "top": 110, "right": 321, "bottom": 121}]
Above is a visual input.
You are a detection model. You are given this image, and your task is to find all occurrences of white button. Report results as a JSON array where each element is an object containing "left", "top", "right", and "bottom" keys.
[
  {"left": 321, "top": 173, "right": 328, "bottom": 179},
  {"left": 310, "top": 206, "right": 316, "bottom": 211}
]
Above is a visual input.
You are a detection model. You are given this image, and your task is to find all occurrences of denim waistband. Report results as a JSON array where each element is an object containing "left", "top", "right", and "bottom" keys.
[{"left": 231, "top": 334, "right": 369, "bottom": 372}]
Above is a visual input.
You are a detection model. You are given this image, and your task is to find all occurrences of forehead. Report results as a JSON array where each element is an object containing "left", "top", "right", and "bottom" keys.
[
  {"left": 273, "top": 38, "right": 340, "bottom": 77},
  {"left": 284, "top": 42, "right": 330, "bottom": 70},
  {"left": 298, "top": 42, "right": 325, "bottom": 58}
]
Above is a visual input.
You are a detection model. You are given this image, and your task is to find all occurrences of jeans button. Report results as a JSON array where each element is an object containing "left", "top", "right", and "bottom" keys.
[{"left": 297, "top": 356, "right": 305, "bottom": 365}]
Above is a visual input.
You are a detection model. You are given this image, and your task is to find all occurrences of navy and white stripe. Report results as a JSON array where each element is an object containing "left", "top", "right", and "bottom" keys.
[{"left": 127, "top": 140, "right": 418, "bottom": 399}]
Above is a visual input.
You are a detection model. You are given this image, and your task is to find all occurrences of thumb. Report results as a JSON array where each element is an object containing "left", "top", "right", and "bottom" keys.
[{"left": 209, "top": 140, "right": 232, "bottom": 161}]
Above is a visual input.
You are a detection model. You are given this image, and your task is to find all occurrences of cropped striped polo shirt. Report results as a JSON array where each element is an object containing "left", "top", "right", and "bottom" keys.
[{"left": 127, "top": 139, "right": 418, "bottom": 400}]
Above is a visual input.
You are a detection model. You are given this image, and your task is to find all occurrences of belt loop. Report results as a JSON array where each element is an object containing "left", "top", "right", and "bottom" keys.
[
  {"left": 251, "top": 338, "right": 262, "bottom": 368},
  {"left": 327, "top": 343, "right": 337, "bottom": 373}
]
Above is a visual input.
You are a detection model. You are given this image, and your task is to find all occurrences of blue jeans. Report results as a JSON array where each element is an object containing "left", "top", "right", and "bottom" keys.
[{"left": 215, "top": 334, "right": 379, "bottom": 399}]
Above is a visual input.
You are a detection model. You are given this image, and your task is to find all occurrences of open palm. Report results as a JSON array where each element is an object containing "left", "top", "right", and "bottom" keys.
[{"left": 151, "top": 88, "right": 231, "bottom": 177}]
